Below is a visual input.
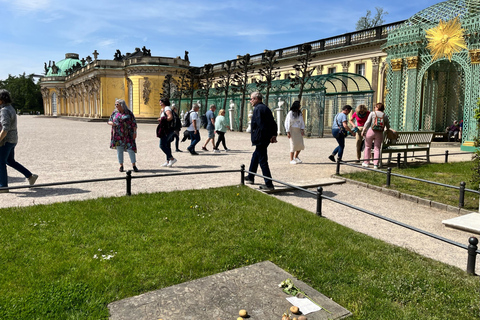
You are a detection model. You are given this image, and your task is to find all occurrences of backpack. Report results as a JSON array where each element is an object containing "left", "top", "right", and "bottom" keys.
[
  {"left": 371, "top": 112, "right": 385, "bottom": 132},
  {"left": 183, "top": 110, "right": 193, "bottom": 128},
  {"left": 170, "top": 110, "right": 182, "bottom": 131}
]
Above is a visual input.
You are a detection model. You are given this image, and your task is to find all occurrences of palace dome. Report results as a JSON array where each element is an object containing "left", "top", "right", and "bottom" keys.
[
  {"left": 46, "top": 53, "right": 82, "bottom": 77},
  {"left": 406, "top": 0, "right": 480, "bottom": 25}
]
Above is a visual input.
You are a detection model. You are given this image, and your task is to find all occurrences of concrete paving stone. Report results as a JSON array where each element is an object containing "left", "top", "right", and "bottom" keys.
[
  {"left": 443, "top": 213, "right": 480, "bottom": 235},
  {"left": 108, "top": 261, "right": 351, "bottom": 320}
]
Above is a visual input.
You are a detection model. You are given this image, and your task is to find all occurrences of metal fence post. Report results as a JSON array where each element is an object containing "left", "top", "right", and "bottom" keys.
[
  {"left": 126, "top": 170, "right": 132, "bottom": 196},
  {"left": 467, "top": 237, "right": 478, "bottom": 275},
  {"left": 316, "top": 187, "right": 323, "bottom": 217},
  {"left": 386, "top": 167, "right": 392, "bottom": 187},
  {"left": 397, "top": 153, "right": 401, "bottom": 168},
  {"left": 336, "top": 158, "right": 341, "bottom": 175},
  {"left": 241, "top": 164, "right": 245, "bottom": 185},
  {"left": 445, "top": 150, "right": 449, "bottom": 163},
  {"left": 459, "top": 181, "right": 465, "bottom": 208}
]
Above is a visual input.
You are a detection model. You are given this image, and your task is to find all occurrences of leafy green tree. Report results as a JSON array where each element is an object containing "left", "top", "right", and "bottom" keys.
[
  {"left": 0, "top": 73, "right": 43, "bottom": 113},
  {"left": 356, "top": 7, "right": 388, "bottom": 30}
]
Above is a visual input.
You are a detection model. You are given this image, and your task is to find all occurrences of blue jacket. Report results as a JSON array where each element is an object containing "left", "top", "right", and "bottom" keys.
[{"left": 251, "top": 103, "right": 277, "bottom": 146}]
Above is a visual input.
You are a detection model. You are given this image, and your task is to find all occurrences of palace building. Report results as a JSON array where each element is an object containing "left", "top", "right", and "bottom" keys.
[{"left": 40, "top": 0, "right": 480, "bottom": 151}]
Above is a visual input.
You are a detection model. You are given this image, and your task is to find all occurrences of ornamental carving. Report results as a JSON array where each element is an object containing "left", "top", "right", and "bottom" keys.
[
  {"left": 341, "top": 61, "right": 350, "bottom": 72},
  {"left": 143, "top": 77, "right": 151, "bottom": 105},
  {"left": 406, "top": 56, "right": 419, "bottom": 69},
  {"left": 470, "top": 49, "right": 480, "bottom": 64},
  {"left": 371, "top": 57, "right": 380, "bottom": 66},
  {"left": 390, "top": 58, "right": 403, "bottom": 71}
]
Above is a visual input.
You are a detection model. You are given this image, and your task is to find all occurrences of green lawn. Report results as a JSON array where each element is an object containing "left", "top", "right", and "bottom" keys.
[
  {"left": 341, "top": 161, "right": 479, "bottom": 210},
  {"left": 0, "top": 186, "right": 478, "bottom": 319}
]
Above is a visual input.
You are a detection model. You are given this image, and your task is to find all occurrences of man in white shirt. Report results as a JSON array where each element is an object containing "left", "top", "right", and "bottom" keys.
[{"left": 186, "top": 103, "right": 201, "bottom": 155}]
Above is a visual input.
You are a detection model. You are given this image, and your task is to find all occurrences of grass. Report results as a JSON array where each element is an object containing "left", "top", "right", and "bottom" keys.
[
  {"left": 341, "top": 161, "right": 479, "bottom": 210},
  {"left": 0, "top": 185, "right": 479, "bottom": 319}
]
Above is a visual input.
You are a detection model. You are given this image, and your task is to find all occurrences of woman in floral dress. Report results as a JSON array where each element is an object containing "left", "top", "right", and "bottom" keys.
[{"left": 107, "top": 99, "right": 138, "bottom": 172}]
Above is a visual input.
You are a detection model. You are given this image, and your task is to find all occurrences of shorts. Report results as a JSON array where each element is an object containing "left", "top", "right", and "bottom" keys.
[{"left": 207, "top": 128, "right": 215, "bottom": 139}]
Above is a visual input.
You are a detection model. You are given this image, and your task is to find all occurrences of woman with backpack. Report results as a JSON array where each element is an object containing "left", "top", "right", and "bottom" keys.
[
  {"left": 361, "top": 102, "right": 390, "bottom": 169},
  {"left": 157, "top": 97, "right": 177, "bottom": 167}
]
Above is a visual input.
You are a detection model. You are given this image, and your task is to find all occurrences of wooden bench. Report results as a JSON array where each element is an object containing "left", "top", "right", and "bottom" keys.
[{"left": 376, "top": 131, "right": 434, "bottom": 167}]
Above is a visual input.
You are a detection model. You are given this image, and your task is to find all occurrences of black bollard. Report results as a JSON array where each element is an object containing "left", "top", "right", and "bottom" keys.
[
  {"left": 316, "top": 187, "right": 323, "bottom": 217},
  {"left": 397, "top": 153, "right": 401, "bottom": 168},
  {"left": 386, "top": 167, "right": 392, "bottom": 187},
  {"left": 126, "top": 170, "right": 132, "bottom": 196},
  {"left": 445, "top": 150, "right": 449, "bottom": 163},
  {"left": 241, "top": 164, "right": 245, "bottom": 185},
  {"left": 459, "top": 181, "right": 466, "bottom": 208},
  {"left": 467, "top": 237, "right": 478, "bottom": 275}
]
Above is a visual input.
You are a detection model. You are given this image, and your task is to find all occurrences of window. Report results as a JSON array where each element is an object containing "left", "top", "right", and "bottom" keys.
[
  {"left": 356, "top": 63, "right": 365, "bottom": 76},
  {"left": 327, "top": 67, "right": 336, "bottom": 74}
]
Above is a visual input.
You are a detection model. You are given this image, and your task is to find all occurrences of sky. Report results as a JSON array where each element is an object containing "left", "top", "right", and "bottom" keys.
[{"left": 0, "top": 0, "right": 442, "bottom": 81}]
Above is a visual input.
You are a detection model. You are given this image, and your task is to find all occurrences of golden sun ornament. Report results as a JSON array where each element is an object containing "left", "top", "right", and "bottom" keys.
[{"left": 425, "top": 17, "right": 467, "bottom": 61}]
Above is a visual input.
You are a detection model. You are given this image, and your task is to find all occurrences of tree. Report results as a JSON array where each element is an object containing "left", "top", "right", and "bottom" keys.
[
  {"left": 0, "top": 73, "right": 43, "bottom": 113},
  {"left": 172, "top": 70, "right": 191, "bottom": 113},
  {"left": 161, "top": 74, "right": 175, "bottom": 99},
  {"left": 254, "top": 50, "right": 280, "bottom": 106},
  {"left": 197, "top": 64, "right": 215, "bottom": 114},
  {"left": 356, "top": 7, "right": 388, "bottom": 30},
  {"left": 232, "top": 54, "right": 255, "bottom": 132},
  {"left": 215, "top": 60, "right": 236, "bottom": 110},
  {"left": 289, "top": 44, "right": 316, "bottom": 102}
]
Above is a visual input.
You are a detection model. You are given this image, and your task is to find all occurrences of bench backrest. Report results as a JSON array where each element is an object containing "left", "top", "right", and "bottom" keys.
[{"left": 382, "top": 131, "right": 434, "bottom": 147}]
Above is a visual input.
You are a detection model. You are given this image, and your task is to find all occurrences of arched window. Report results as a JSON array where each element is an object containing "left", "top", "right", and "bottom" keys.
[{"left": 52, "top": 92, "right": 57, "bottom": 116}]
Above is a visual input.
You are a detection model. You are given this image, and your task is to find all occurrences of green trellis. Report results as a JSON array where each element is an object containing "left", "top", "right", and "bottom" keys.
[
  {"left": 178, "top": 72, "right": 373, "bottom": 137},
  {"left": 383, "top": 0, "right": 480, "bottom": 150}
]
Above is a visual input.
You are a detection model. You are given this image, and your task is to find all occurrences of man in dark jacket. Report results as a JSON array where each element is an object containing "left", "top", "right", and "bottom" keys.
[{"left": 245, "top": 92, "right": 277, "bottom": 190}]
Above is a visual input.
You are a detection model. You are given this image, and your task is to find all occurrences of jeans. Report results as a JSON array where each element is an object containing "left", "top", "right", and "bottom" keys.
[
  {"left": 187, "top": 130, "right": 201, "bottom": 152},
  {"left": 215, "top": 131, "right": 227, "bottom": 150},
  {"left": 116, "top": 146, "right": 136, "bottom": 164},
  {"left": 247, "top": 143, "right": 273, "bottom": 187},
  {"left": 174, "top": 131, "right": 180, "bottom": 150},
  {"left": 160, "top": 131, "right": 175, "bottom": 160},
  {"left": 0, "top": 142, "right": 32, "bottom": 187},
  {"left": 332, "top": 128, "right": 345, "bottom": 160}
]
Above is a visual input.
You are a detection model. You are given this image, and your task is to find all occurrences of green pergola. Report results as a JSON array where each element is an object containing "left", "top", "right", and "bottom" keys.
[{"left": 180, "top": 72, "right": 373, "bottom": 137}]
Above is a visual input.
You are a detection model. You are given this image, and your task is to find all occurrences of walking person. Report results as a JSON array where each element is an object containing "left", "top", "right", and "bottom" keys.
[
  {"left": 0, "top": 89, "right": 38, "bottom": 192},
  {"left": 245, "top": 92, "right": 277, "bottom": 191},
  {"left": 329, "top": 105, "right": 355, "bottom": 163},
  {"left": 202, "top": 104, "right": 217, "bottom": 152},
  {"left": 157, "top": 97, "right": 177, "bottom": 167},
  {"left": 284, "top": 101, "right": 305, "bottom": 165},
  {"left": 214, "top": 109, "right": 230, "bottom": 151},
  {"left": 172, "top": 104, "right": 182, "bottom": 152},
  {"left": 362, "top": 102, "right": 390, "bottom": 169},
  {"left": 186, "top": 103, "right": 201, "bottom": 155},
  {"left": 108, "top": 99, "right": 138, "bottom": 172},
  {"left": 349, "top": 104, "right": 370, "bottom": 163}
]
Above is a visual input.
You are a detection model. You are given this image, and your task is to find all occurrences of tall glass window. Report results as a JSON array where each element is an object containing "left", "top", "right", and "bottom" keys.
[{"left": 356, "top": 63, "right": 365, "bottom": 76}]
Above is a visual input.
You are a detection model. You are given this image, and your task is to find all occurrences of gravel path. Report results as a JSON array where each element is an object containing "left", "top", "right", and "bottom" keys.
[{"left": 2, "top": 115, "right": 478, "bottom": 272}]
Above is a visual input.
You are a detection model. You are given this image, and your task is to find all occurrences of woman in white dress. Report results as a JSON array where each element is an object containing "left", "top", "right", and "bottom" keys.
[{"left": 284, "top": 101, "right": 305, "bottom": 164}]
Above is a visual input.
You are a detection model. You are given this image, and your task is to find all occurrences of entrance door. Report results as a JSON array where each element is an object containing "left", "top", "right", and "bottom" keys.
[{"left": 420, "top": 60, "right": 464, "bottom": 132}]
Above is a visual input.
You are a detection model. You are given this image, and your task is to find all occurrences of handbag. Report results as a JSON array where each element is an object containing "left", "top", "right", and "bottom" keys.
[{"left": 386, "top": 128, "right": 398, "bottom": 140}]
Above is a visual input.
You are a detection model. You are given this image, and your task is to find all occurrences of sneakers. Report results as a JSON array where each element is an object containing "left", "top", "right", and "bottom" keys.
[
  {"left": 28, "top": 174, "right": 38, "bottom": 186},
  {"left": 362, "top": 162, "right": 370, "bottom": 168},
  {"left": 225, "top": 148, "right": 231, "bottom": 152},
  {"left": 244, "top": 176, "right": 254, "bottom": 185},
  {"left": 175, "top": 149, "right": 183, "bottom": 152},
  {"left": 328, "top": 155, "right": 335, "bottom": 162},
  {"left": 133, "top": 166, "right": 139, "bottom": 172},
  {"left": 119, "top": 166, "right": 124, "bottom": 172},
  {"left": 202, "top": 146, "right": 208, "bottom": 151},
  {"left": 167, "top": 158, "right": 177, "bottom": 167},
  {"left": 213, "top": 149, "right": 221, "bottom": 153},
  {"left": 259, "top": 184, "right": 275, "bottom": 191},
  {"left": 290, "top": 160, "right": 297, "bottom": 165},
  {"left": 373, "top": 165, "right": 378, "bottom": 169},
  {"left": 191, "top": 151, "right": 199, "bottom": 155},
  {"left": 161, "top": 161, "right": 169, "bottom": 167},
  {"left": 295, "top": 157, "right": 302, "bottom": 164}
]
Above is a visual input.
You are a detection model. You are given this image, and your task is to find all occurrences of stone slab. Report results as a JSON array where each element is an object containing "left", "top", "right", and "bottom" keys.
[
  {"left": 108, "top": 261, "right": 351, "bottom": 320},
  {"left": 442, "top": 212, "right": 480, "bottom": 235}
]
